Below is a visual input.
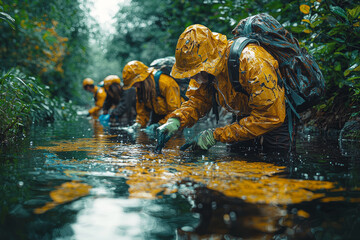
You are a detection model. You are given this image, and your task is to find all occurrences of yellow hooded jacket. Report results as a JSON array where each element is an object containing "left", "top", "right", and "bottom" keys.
[
  {"left": 136, "top": 72, "right": 182, "bottom": 127},
  {"left": 169, "top": 24, "right": 286, "bottom": 143},
  {"left": 88, "top": 86, "right": 107, "bottom": 117}
]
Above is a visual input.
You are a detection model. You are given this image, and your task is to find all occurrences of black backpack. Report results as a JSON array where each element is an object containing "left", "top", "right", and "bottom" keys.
[
  {"left": 228, "top": 13, "right": 325, "bottom": 116},
  {"left": 154, "top": 70, "right": 190, "bottom": 101}
]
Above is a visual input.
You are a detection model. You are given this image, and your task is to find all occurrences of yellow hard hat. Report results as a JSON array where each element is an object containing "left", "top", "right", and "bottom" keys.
[
  {"left": 171, "top": 24, "right": 228, "bottom": 79},
  {"left": 103, "top": 75, "right": 121, "bottom": 91},
  {"left": 122, "top": 60, "right": 154, "bottom": 90},
  {"left": 82, "top": 78, "right": 94, "bottom": 88}
]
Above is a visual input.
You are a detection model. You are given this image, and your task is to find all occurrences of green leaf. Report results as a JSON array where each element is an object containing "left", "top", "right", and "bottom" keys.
[
  {"left": 335, "top": 62, "right": 341, "bottom": 71},
  {"left": 290, "top": 25, "right": 306, "bottom": 33},
  {"left": 348, "top": 5, "right": 360, "bottom": 19},
  {"left": 347, "top": 76, "right": 360, "bottom": 82},
  {"left": 330, "top": 5, "right": 348, "bottom": 21},
  {"left": 344, "top": 63, "right": 360, "bottom": 76},
  {"left": 0, "top": 12, "right": 15, "bottom": 29}
]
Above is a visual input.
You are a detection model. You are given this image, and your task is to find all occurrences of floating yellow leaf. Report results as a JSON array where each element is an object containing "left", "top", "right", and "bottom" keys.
[
  {"left": 303, "top": 29, "right": 312, "bottom": 34},
  {"left": 302, "top": 19, "right": 311, "bottom": 24},
  {"left": 300, "top": 4, "right": 310, "bottom": 14},
  {"left": 34, "top": 181, "right": 92, "bottom": 214},
  {"left": 297, "top": 210, "right": 310, "bottom": 218}
]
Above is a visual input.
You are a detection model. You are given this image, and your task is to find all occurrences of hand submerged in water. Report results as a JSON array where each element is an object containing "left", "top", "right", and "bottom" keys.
[
  {"left": 180, "top": 129, "right": 217, "bottom": 151},
  {"left": 154, "top": 118, "right": 180, "bottom": 153}
]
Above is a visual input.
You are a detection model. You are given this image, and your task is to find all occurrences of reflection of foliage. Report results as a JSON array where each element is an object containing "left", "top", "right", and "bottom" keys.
[
  {"left": 34, "top": 181, "right": 91, "bottom": 214},
  {"left": 0, "top": 69, "right": 77, "bottom": 146},
  {"left": 121, "top": 155, "right": 335, "bottom": 204}
]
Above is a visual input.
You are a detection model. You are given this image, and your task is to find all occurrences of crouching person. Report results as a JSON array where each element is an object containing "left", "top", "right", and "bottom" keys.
[
  {"left": 82, "top": 78, "right": 107, "bottom": 118},
  {"left": 157, "top": 24, "right": 296, "bottom": 153},
  {"left": 101, "top": 75, "right": 136, "bottom": 126},
  {"left": 122, "top": 60, "right": 184, "bottom": 135}
]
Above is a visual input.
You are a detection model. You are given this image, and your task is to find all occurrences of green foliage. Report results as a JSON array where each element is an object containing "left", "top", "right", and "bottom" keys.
[
  {"left": 0, "top": 0, "right": 91, "bottom": 103},
  {"left": 107, "top": 0, "right": 304, "bottom": 72},
  {"left": 107, "top": 0, "right": 360, "bottom": 120},
  {"left": 296, "top": 0, "right": 360, "bottom": 116},
  {"left": 0, "top": 5, "right": 14, "bottom": 29},
  {"left": 0, "top": 69, "right": 77, "bottom": 145}
]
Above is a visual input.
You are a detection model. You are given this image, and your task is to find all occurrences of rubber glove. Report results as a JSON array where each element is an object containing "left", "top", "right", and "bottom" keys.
[
  {"left": 122, "top": 122, "right": 141, "bottom": 134},
  {"left": 157, "top": 118, "right": 180, "bottom": 139},
  {"left": 155, "top": 118, "right": 180, "bottom": 153},
  {"left": 181, "top": 129, "right": 216, "bottom": 151},
  {"left": 145, "top": 123, "right": 160, "bottom": 136},
  {"left": 130, "top": 122, "right": 141, "bottom": 130},
  {"left": 99, "top": 114, "right": 110, "bottom": 127}
]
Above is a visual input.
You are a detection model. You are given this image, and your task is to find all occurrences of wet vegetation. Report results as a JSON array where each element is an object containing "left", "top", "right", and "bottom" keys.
[{"left": 0, "top": 70, "right": 77, "bottom": 145}]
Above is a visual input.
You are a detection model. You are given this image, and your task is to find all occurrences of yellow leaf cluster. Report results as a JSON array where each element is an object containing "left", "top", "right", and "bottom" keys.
[{"left": 300, "top": 4, "right": 310, "bottom": 14}]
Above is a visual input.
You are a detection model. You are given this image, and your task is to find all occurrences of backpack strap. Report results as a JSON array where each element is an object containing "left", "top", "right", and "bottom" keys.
[
  {"left": 154, "top": 70, "right": 162, "bottom": 96},
  {"left": 228, "top": 37, "right": 259, "bottom": 96}
]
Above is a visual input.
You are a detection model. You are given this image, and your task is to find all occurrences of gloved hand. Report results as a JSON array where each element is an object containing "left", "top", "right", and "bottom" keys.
[
  {"left": 154, "top": 118, "right": 180, "bottom": 153},
  {"left": 145, "top": 123, "right": 160, "bottom": 136},
  {"left": 130, "top": 122, "right": 141, "bottom": 130},
  {"left": 157, "top": 118, "right": 180, "bottom": 139},
  {"left": 123, "top": 122, "right": 141, "bottom": 134},
  {"left": 180, "top": 129, "right": 216, "bottom": 151},
  {"left": 99, "top": 114, "right": 110, "bottom": 127}
]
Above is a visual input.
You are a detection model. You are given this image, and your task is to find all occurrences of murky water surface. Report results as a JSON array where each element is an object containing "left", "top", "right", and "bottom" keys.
[{"left": 1, "top": 117, "right": 360, "bottom": 239}]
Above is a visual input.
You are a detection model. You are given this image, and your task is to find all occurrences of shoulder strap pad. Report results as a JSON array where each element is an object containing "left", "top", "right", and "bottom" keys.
[
  {"left": 228, "top": 37, "right": 258, "bottom": 96},
  {"left": 154, "top": 70, "right": 162, "bottom": 96}
]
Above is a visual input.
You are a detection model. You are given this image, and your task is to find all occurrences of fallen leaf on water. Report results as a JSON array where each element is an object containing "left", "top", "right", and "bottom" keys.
[{"left": 34, "top": 181, "right": 92, "bottom": 214}]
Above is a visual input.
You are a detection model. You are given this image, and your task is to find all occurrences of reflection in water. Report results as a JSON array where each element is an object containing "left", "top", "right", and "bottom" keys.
[
  {"left": 12, "top": 117, "right": 359, "bottom": 239},
  {"left": 119, "top": 153, "right": 334, "bottom": 204},
  {"left": 34, "top": 181, "right": 92, "bottom": 214},
  {"left": 72, "top": 198, "right": 144, "bottom": 240}
]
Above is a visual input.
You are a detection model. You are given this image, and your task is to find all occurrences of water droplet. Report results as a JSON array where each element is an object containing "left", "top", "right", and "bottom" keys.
[{"left": 18, "top": 181, "right": 24, "bottom": 187}]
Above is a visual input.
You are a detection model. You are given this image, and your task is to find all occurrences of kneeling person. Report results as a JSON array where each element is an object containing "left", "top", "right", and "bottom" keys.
[{"left": 102, "top": 75, "right": 136, "bottom": 125}]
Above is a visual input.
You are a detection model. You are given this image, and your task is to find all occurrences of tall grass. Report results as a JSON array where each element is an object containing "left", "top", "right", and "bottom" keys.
[{"left": 0, "top": 69, "right": 77, "bottom": 145}]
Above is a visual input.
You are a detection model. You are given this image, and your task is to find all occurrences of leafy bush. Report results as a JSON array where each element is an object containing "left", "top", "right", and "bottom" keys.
[{"left": 0, "top": 69, "right": 77, "bottom": 145}]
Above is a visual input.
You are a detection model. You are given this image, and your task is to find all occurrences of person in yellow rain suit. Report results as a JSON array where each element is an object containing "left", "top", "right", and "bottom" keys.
[
  {"left": 82, "top": 78, "right": 107, "bottom": 118},
  {"left": 122, "top": 60, "right": 184, "bottom": 133},
  {"left": 102, "top": 75, "right": 136, "bottom": 125},
  {"left": 157, "top": 24, "right": 296, "bottom": 153}
]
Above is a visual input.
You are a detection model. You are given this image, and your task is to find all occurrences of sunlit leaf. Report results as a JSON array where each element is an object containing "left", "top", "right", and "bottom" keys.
[
  {"left": 348, "top": 5, "right": 360, "bottom": 19},
  {"left": 0, "top": 11, "right": 15, "bottom": 29},
  {"left": 344, "top": 63, "right": 360, "bottom": 76}
]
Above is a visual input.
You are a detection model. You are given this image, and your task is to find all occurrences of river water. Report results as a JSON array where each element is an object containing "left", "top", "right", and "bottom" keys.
[{"left": 1, "top": 116, "right": 360, "bottom": 240}]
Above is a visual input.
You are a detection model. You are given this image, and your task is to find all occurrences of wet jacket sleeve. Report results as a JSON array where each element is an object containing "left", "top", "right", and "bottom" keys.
[
  {"left": 111, "top": 90, "right": 131, "bottom": 117},
  {"left": 102, "top": 94, "right": 112, "bottom": 112},
  {"left": 158, "top": 75, "right": 182, "bottom": 125},
  {"left": 168, "top": 79, "right": 213, "bottom": 128},
  {"left": 213, "top": 45, "right": 286, "bottom": 143},
  {"left": 136, "top": 100, "right": 150, "bottom": 128},
  {"left": 89, "top": 87, "right": 107, "bottom": 115}
]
